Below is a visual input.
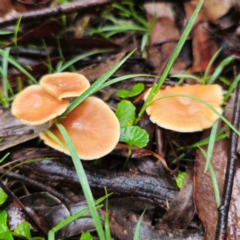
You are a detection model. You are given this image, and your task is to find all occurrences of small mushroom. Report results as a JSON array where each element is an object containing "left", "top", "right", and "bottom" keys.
[
  {"left": 11, "top": 85, "right": 69, "bottom": 126},
  {"left": 40, "top": 72, "right": 90, "bottom": 100},
  {"left": 40, "top": 96, "right": 120, "bottom": 160},
  {"left": 144, "top": 84, "right": 223, "bottom": 132}
]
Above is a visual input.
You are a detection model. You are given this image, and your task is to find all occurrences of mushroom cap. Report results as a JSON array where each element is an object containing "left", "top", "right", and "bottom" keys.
[
  {"left": 40, "top": 96, "right": 120, "bottom": 160},
  {"left": 144, "top": 84, "right": 223, "bottom": 132},
  {"left": 11, "top": 85, "right": 69, "bottom": 126},
  {"left": 40, "top": 72, "right": 90, "bottom": 100}
]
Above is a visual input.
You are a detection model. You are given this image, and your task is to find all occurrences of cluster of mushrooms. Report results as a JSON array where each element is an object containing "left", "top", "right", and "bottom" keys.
[
  {"left": 11, "top": 72, "right": 120, "bottom": 160},
  {"left": 11, "top": 71, "right": 223, "bottom": 161}
]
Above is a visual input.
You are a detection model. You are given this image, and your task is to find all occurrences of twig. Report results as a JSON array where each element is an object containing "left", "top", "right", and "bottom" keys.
[
  {"left": 0, "top": 178, "right": 48, "bottom": 236},
  {"left": 0, "top": 0, "right": 112, "bottom": 28},
  {"left": 0, "top": 169, "right": 71, "bottom": 204},
  {"left": 215, "top": 74, "right": 240, "bottom": 239}
]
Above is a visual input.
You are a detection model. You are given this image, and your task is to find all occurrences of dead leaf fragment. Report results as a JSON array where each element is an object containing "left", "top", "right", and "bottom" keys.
[{"left": 194, "top": 123, "right": 228, "bottom": 240}]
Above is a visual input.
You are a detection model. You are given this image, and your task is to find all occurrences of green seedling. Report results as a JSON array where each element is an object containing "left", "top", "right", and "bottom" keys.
[
  {"left": 116, "top": 83, "right": 144, "bottom": 98},
  {"left": 176, "top": 171, "right": 186, "bottom": 189},
  {"left": 116, "top": 100, "right": 149, "bottom": 169}
]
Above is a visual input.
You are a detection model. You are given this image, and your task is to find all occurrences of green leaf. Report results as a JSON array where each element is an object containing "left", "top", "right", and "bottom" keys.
[
  {"left": 176, "top": 171, "right": 186, "bottom": 188},
  {"left": 80, "top": 232, "right": 93, "bottom": 240},
  {"left": 116, "top": 100, "right": 136, "bottom": 127},
  {"left": 120, "top": 126, "right": 149, "bottom": 148},
  {"left": 0, "top": 188, "right": 8, "bottom": 205},
  {"left": 14, "top": 222, "right": 31, "bottom": 238},
  {"left": 116, "top": 83, "right": 145, "bottom": 98},
  {"left": 0, "top": 210, "right": 13, "bottom": 240},
  {"left": 0, "top": 231, "right": 13, "bottom": 240}
]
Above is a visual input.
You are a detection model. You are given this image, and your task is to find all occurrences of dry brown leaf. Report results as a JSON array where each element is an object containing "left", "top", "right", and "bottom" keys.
[{"left": 193, "top": 123, "right": 228, "bottom": 240}]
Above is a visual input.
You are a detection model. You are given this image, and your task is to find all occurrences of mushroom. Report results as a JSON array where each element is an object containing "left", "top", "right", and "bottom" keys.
[
  {"left": 40, "top": 72, "right": 90, "bottom": 100},
  {"left": 144, "top": 84, "right": 223, "bottom": 132},
  {"left": 11, "top": 85, "right": 69, "bottom": 126},
  {"left": 40, "top": 96, "right": 120, "bottom": 160}
]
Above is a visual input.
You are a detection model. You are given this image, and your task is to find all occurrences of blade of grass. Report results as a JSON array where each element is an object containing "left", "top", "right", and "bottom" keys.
[
  {"left": 104, "top": 188, "right": 111, "bottom": 240},
  {"left": 48, "top": 193, "right": 112, "bottom": 240},
  {"left": 56, "top": 123, "right": 106, "bottom": 240},
  {"left": 181, "top": 126, "right": 229, "bottom": 150},
  {"left": 170, "top": 73, "right": 201, "bottom": 83},
  {"left": 44, "top": 130, "right": 65, "bottom": 148},
  {"left": 203, "top": 48, "right": 222, "bottom": 84},
  {"left": 207, "top": 56, "right": 234, "bottom": 84},
  {"left": 198, "top": 147, "right": 221, "bottom": 207},
  {"left": 133, "top": 209, "right": 146, "bottom": 240},
  {"left": 98, "top": 73, "right": 156, "bottom": 90},
  {"left": 204, "top": 120, "right": 219, "bottom": 172},
  {"left": 58, "top": 49, "right": 112, "bottom": 72},
  {"left": 61, "top": 49, "right": 135, "bottom": 117},
  {"left": 13, "top": 17, "right": 22, "bottom": 47},
  {"left": 224, "top": 73, "right": 240, "bottom": 102},
  {"left": 0, "top": 49, "right": 38, "bottom": 84},
  {"left": 135, "top": 0, "right": 204, "bottom": 124},
  {"left": 2, "top": 48, "right": 10, "bottom": 99}
]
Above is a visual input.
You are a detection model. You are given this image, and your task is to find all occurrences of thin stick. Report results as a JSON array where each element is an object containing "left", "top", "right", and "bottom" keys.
[
  {"left": 0, "top": 0, "right": 112, "bottom": 27},
  {"left": 215, "top": 78, "right": 240, "bottom": 239}
]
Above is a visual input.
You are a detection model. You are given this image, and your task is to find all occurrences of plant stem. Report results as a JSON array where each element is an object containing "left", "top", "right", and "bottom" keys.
[{"left": 123, "top": 145, "right": 132, "bottom": 170}]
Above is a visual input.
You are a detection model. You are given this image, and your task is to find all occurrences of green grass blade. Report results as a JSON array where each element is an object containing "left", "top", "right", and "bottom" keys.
[
  {"left": 203, "top": 48, "right": 222, "bottom": 84},
  {"left": 104, "top": 188, "right": 111, "bottom": 240},
  {"left": 44, "top": 130, "right": 65, "bottom": 148},
  {"left": 184, "top": 126, "right": 229, "bottom": 149},
  {"left": 133, "top": 209, "right": 146, "bottom": 240},
  {"left": 99, "top": 74, "right": 156, "bottom": 90},
  {"left": 204, "top": 120, "right": 219, "bottom": 172},
  {"left": 208, "top": 56, "right": 234, "bottom": 84},
  {"left": 59, "top": 49, "right": 111, "bottom": 72},
  {"left": 171, "top": 73, "right": 201, "bottom": 83},
  {"left": 224, "top": 73, "right": 240, "bottom": 102},
  {"left": 56, "top": 124, "right": 106, "bottom": 240},
  {"left": 136, "top": 0, "right": 204, "bottom": 124},
  {"left": 2, "top": 48, "right": 10, "bottom": 98},
  {"left": 198, "top": 147, "right": 221, "bottom": 207},
  {"left": 14, "top": 17, "right": 22, "bottom": 47},
  {"left": 62, "top": 49, "right": 135, "bottom": 116},
  {"left": 0, "top": 49, "right": 38, "bottom": 84}
]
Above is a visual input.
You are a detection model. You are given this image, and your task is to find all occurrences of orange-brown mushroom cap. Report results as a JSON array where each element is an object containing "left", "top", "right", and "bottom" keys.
[
  {"left": 144, "top": 84, "right": 223, "bottom": 132},
  {"left": 40, "top": 72, "right": 90, "bottom": 100},
  {"left": 40, "top": 96, "right": 120, "bottom": 160},
  {"left": 11, "top": 85, "right": 69, "bottom": 125}
]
